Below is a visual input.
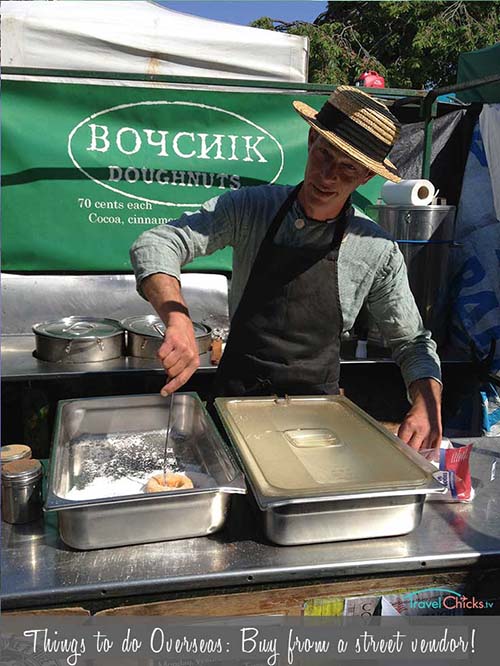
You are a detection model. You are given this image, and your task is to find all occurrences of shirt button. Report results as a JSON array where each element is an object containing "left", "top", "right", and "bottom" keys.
[{"left": 295, "top": 218, "right": 305, "bottom": 229}]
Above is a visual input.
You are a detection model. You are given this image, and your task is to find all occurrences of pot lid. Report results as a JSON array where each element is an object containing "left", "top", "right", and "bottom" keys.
[
  {"left": 1, "top": 444, "right": 32, "bottom": 463},
  {"left": 33, "top": 317, "right": 123, "bottom": 340},
  {"left": 215, "top": 395, "right": 441, "bottom": 508},
  {"left": 2, "top": 458, "right": 42, "bottom": 483},
  {"left": 121, "top": 315, "right": 210, "bottom": 339}
]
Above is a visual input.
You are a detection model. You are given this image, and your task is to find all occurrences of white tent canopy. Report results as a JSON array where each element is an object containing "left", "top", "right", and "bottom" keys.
[{"left": 2, "top": 0, "right": 309, "bottom": 82}]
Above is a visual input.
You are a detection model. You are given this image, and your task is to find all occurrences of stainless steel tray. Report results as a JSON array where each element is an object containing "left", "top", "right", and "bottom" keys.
[
  {"left": 215, "top": 395, "right": 445, "bottom": 545},
  {"left": 45, "top": 393, "right": 246, "bottom": 549}
]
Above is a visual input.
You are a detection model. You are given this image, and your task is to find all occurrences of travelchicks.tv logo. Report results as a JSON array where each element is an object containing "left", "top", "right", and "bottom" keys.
[{"left": 403, "top": 588, "right": 494, "bottom": 611}]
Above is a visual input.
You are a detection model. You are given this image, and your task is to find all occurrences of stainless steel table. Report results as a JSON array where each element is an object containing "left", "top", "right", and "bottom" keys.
[
  {"left": 2, "top": 438, "right": 500, "bottom": 610},
  {"left": 2, "top": 335, "right": 399, "bottom": 382},
  {"left": 1, "top": 334, "right": 217, "bottom": 381}
]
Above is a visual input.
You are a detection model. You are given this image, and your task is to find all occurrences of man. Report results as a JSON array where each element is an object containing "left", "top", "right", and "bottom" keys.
[{"left": 130, "top": 86, "right": 442, "bottom": 451}]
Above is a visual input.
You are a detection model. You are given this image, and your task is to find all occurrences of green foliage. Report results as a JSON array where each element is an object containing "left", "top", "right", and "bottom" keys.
[{"left": 251, "top": 1, "right": 500, "bottom": 88}]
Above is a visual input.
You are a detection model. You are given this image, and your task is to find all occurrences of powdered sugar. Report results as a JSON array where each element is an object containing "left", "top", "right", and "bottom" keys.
[
  {"left": 65, "top": 469, "right": 189, "bottom": 500},
  {"left": 59, "top": 428, "right": 202, "bottom": 501}
]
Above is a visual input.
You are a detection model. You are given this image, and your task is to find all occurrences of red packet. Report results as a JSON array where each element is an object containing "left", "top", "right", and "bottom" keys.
[{"left": 421, "top": 440, "right": 474, "bottom": 502}]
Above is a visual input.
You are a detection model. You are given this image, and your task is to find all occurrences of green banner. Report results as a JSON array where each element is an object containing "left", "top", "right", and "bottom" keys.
[{"left": 2, "top": 77, "right": 383, "bottom": 272}]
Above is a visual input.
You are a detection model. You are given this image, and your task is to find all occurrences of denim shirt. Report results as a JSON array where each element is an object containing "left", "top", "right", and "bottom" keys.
[{"left": 130, "top": 184, "right": 441, "bottom": 390}]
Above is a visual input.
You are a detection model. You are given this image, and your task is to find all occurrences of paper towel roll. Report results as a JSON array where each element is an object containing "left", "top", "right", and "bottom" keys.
[{"left": 381, "top": 179, "right": 435, "bottom": 206}]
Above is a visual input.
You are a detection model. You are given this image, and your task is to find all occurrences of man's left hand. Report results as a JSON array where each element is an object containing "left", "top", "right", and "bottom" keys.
[{"left": 397, "top": 378, "right": 442, "bottom": 451}]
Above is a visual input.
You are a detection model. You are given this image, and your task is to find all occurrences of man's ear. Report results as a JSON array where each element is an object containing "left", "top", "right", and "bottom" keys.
[{"left": 361, "top": 169, "right": 375, "bottom": 185}]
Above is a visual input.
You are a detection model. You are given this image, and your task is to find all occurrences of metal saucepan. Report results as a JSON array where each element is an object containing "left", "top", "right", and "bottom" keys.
[
  {"left": 33, "top": 317, "right": 124, "bottom": 363},
  {"left": 121, "top": 315, "right": 212, "bottom": 359}
]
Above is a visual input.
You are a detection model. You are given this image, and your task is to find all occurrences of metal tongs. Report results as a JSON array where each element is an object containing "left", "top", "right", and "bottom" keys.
[{"left": 163, "top": 393, "right": 174, "bottom": 483}]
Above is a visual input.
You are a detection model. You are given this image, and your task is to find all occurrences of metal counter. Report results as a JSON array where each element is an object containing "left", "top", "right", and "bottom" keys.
[
  {"left": 2, "top": 438, "right": 500, "bottom": 610},
  {"left": 2, "top": 335, "right": 398, "bottom": 381},
  {"left": 1, "top": 334, "right": 217, "bottom": 380}
]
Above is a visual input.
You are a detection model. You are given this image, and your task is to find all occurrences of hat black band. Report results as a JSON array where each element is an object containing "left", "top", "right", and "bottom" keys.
[{"left": 316, "top": 103, "right": 393, "bottom": 162}]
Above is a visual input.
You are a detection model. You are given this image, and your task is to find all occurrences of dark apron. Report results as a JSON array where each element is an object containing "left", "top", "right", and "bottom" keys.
[{"left": 210, "top": 184, "right": 348, "bottom": 400}]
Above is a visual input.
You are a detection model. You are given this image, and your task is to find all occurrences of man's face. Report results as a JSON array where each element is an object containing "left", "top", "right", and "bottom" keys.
[{"left": 300, "top": 132, "right": 373, "bottom": 220}]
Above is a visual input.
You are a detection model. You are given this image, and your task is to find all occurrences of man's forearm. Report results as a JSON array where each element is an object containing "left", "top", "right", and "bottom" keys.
[
  {"left": 141, "top": 273, "right": 191, "bottom": 324},
  {"left": 397, "top": 377, "right": 442, "bottom": 450},
  {"left": 408, "top": 377, "right": 442, "bottom": 408},
  {"left": 141, "top": 273, "right": 199, "bottom": 395}
]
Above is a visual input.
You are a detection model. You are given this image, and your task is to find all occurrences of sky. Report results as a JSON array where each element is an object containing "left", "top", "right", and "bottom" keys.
[{"left": 158, "top": 1, "right": 326, "bottom": 26}]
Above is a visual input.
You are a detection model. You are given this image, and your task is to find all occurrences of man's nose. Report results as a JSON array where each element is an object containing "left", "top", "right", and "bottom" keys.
[{"left": 320, "top": 156, "right": 338, "bottom": 180}]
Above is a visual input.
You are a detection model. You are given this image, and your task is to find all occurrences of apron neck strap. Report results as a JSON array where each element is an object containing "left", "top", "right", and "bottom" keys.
[
  {"left": 266, "top": 182, "right": 303, "bottom": 242},
  {"left": 331, "top": 199, "right": 351, "bottom": 249}
]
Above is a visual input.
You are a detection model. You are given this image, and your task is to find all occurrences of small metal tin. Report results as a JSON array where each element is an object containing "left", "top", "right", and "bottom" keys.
[
  {"left": 1, "top": 444, "right": 32, "bottom": 463},
  {"left": 2, "top": 459, "right": 43, "bottom": 524}
]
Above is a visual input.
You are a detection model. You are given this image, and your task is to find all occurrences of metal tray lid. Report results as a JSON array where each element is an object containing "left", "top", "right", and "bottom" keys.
[
  {"left": 121, "top": 315, "right": 210, "bottom": 339},
  {"left": 33, "top": 316, "right": 122, "bottom": 340},
  {"left": 215, "top": 395, "right": 443, "bottom": 508}
]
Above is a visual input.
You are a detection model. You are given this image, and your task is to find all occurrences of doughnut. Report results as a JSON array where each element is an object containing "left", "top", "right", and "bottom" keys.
[{"left": 145, "top": 472, "right": 194, "bottom": 493}]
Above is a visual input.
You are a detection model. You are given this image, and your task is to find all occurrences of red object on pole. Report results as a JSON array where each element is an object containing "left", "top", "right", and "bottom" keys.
[{"left": 357, "top": 71, "right": 385, "bottom": 88}]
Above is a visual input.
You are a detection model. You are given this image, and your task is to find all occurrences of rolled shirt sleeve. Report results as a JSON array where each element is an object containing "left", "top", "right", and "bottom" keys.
[
  {"left": 130, "top": 190, "right": 242, "bottom": 297},
  {"left": 366, "top": 241, "right": 442, "bottom": 391}
]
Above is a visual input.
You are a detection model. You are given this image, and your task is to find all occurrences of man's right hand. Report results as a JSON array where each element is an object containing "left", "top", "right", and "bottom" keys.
[
  {"left": 140, "top": 273, "right": 199, "bottom": 396},
  {"left": 158, "top": 313, "right": 200, "bottom": 396}
]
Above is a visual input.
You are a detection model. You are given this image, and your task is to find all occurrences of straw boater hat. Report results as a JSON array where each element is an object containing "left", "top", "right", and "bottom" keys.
[{"left": 293, "top": 85, "right": 401, "bottom": 183}]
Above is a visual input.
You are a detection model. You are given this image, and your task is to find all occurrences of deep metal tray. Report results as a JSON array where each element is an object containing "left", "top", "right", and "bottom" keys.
[
  {"left": 45, "top": 393, "right": 246, "bottom": 549},
  {"left": 215, "top": 395, "right": 445, "bottom": 545}
]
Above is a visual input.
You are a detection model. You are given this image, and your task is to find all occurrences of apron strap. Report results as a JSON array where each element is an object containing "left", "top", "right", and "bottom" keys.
[{"left": 266, "top": 182, "right": 303, "bottom": 242}]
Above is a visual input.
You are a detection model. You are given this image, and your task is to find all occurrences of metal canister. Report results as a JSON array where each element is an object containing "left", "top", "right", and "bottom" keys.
[
  {"left": 1, "top": 458, "right": 43, "bottom": 524},
  {"left": 1, "top": 444, "right": 32, "bottom": 464}
]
